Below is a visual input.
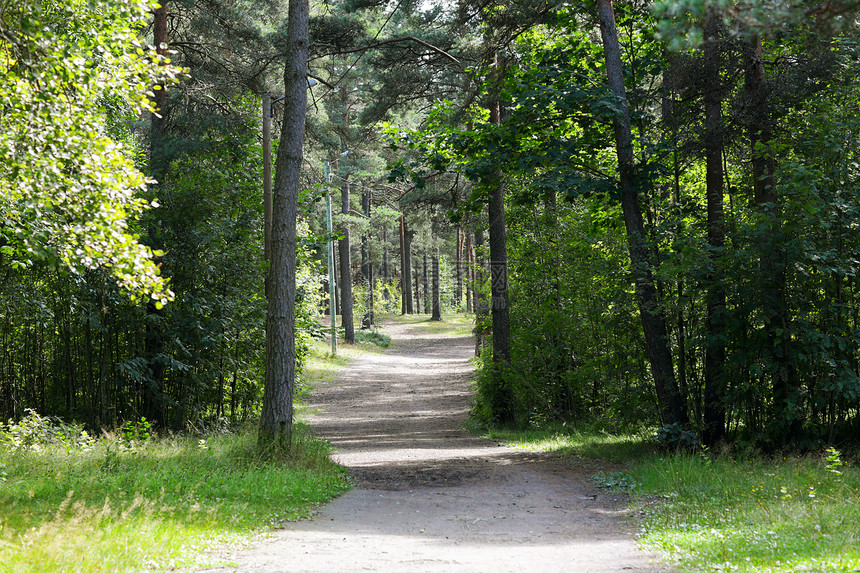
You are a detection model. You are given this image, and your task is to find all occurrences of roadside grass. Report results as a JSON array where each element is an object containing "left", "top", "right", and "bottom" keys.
[
  {"left": 483, "top": 423, "right": 655, "bottom": 462},
  {"left": 386, "top": 312, "right": 475, "bottom": 337},
  {"left": 297, "top": 320, "right": 389, "bottom": 402},
  {"left": 0, "top": 423, "right": 349, "bottom": 571},
  {"left": 486, "top": 425, "right": 860, "bottom": 572},
  {"left": 633, "top": 451, "right": 860, "bottom": 572},
  {"left": 0, "top": 322, "right": 391, "bottom": 572}
]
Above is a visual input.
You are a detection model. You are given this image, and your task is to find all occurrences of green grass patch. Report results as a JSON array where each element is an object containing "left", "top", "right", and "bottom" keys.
[
  {"left": 354, "top": 328, "right": 391, "bottom": 348},
  {"left": 0, "top": 422, "right": 349, "bottom": 571},
  {"left": 487, "top": 424, "right": 860, "bottom": 572},
  {"left": 298, "top": 325, "right": 382, "bottom": 399},
  {"left": 482, "top": 423, "right": 655, "bottom": 462},
  {"left": 386, "top": 312, "right": 475, "bottom": 337},
  {"left": 630, "top": 451, "right": 860, "bottom": 572}
]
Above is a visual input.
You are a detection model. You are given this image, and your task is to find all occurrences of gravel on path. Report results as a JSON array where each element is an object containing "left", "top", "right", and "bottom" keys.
[{"left": 203, "top": 319, "right": 667, "bottom": 573}]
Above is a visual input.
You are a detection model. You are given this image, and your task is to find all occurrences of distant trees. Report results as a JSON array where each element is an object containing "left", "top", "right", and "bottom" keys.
[
  {"left": 4, "top": 0, "right": 860, "bottom": 451},
  {"left": 392, "top": 0, "right": 860, "bottom": 447}
]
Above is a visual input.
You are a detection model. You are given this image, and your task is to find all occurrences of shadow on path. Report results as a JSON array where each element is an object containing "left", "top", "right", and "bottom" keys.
[{"left": 204, "top": 319, "right": 667, "bottom": 573}]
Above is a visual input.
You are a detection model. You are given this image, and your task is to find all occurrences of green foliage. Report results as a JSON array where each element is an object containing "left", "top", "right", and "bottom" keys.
[
  {"left": 653, "top": 422, "right": 702, "bottom": 451},
  {"left": 632, "top": 452, "right": 860, "bottom": 572},
  {"left": 120, "top": 417, "right": 152, "bottom": 444},
  {"left": 353, "top": 328, "right": 391, "bottom": 348},
  {"left": 825, "top": 447, "right": 844, "bottom": 476},
  {"left": 0, "top": 409, "right": 95, "bottom": 452},
  {"left": 0, "top": 0, "right": 181, "bottom": 301},
  {"left": 0, "top": 422, "right": 350, "bottom": 571},
  {"left": 591, "top": 470, "right": 638, "bottom": 492}
]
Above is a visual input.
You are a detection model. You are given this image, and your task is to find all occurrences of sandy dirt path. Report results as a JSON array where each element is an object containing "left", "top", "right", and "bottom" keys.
[{"left": 205, "top": 319, "right": 666, "bottom": 572}]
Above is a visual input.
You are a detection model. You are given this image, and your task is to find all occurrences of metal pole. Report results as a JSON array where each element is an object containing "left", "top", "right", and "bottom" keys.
[{"left": 325, "top": 161, "right": 338, "bottom": 356}]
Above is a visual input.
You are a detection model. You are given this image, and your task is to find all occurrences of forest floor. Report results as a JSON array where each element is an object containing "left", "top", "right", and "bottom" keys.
[{"left": 203, "top": 317, "right": 668, "bottom": 572}]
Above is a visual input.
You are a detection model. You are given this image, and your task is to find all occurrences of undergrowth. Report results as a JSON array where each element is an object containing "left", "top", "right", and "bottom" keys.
[
  {"left": 486, "top": 424, "right": 860, "bottom": 572},
  {"left": 0, "top": 412, "right": 349, "bottom": 571}
]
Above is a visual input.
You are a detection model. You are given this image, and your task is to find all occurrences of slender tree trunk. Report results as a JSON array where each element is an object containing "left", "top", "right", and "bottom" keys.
[
  {"left": 474, "top": 229, "right": 488, "bottom": 356},
  {"left": 432, "top": 252, "right": 442, "bottom": 321},
  {"left": 400, "top": 215, "right": 407, "bottom": 314},
  {"left": 702, "top": 14, "right": 727, "bottom": 445},
  {"left": 362, "top": 190, "right": 373, "bottom": 328},
  {"left": 465, "top": 232, "right": 473, "bottom": 313},
  {"left": 423, "top": 252, "right": 430, "bottom": 314},
  {"left": 486, "top": 90, "right": 515, "bottom": 424},
  {"left": 339, "top": 176, "right": 355, "bottom": 343},
  {"left": 456, "top": 227, "right": 463, "bottom": 309},
  {"left": 743, "top": 34, "right": 800, "bottom": 444},
  {"left": 414, "top": 263, "right": 421, "bottom": 314},
  {"left": 144, "top": 1, "right": 169, "bottom": 426},
  {"left": 597, "top": 0, "right": 687, "bottom": 427},
  {"left": 150, "top": 1, "right": 168, "bottom": 181},
  {"left": 383, "top": 227, "right": 390, "bottom": 284},
  {"left": 260, "top": 0, "right": 309, "bottom": 449},
  {"left": 402, "top": 220, "right": 414, "bottom": 314}
]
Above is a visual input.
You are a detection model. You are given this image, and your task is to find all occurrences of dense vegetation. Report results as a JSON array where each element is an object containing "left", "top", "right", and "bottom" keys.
[{"left": 2, "top": 0, "right": 860, "bottom": 458}]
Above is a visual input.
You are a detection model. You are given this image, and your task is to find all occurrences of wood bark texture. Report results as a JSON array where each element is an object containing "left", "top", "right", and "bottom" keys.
[
  {"left": 260, "top": 0, "right": 309, "bottom": 448},
  {"left": 597, "top": 0, "right": 687, "bottom": 427}
]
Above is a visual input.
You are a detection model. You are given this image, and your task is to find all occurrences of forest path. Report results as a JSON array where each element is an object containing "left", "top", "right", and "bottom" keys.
[{"left": 206, "top": 318, "right": 665, "bottom": 572}]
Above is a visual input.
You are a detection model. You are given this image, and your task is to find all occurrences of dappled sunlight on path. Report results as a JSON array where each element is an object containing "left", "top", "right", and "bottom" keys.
[{"left": 203, "top": 318, "right": 667, "bottom": 572}]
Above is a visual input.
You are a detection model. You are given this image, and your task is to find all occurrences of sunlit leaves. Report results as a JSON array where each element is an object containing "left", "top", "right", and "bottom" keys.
[{"left": 0, "top": 0, "right": 181, "bottom": 303}]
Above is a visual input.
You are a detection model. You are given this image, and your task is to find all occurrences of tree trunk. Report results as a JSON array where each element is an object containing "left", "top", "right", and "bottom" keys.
[
  {"left": 474, "top": 229, "right": 488, "bottom": 356},
  {"left": 259, "top": 0, "right": 309, "bottom": 449},
  {"left": 465, "top": 232, "right": 473, "bottom": 313},
  {"left": 431, "top": 252, "right": 442, "bottom": 321},
  {"left": 597, "top": 0, "right": 687, "bottom": 427},
  {"left": 339, "top": 176, "right": 355, "bottom": 343},
  {"left": 414, "top": 263, "right": 421, "bottom": 313},
  {"left": 402, "top": 218, "right": 415, "bottom": 314},
  {"left": 150, "top": 0, "right": 168, "bottom": 181},
  {"left": 144, "top": 0, "right": 169, "bottom": 426},
  {"left": 423, "top": 252, "right": 430, "bottom": 314},
  {"left": 362, "top": 189, "right": 373, "bottom": 328},
  {"left": 455, "top": 227, "right": 463, "bottom": 309},
  {"left": 742, "top": 34, "right": 801, "bottom": 444},
  {"left": 702, "top": 14, "right": 727, "bottom": 446},
  {"left": 383, "top": 227, "right": 390, "bottom": 284},
  {"left": 400, "top": 215, "right": 407, "bottom": 314}
]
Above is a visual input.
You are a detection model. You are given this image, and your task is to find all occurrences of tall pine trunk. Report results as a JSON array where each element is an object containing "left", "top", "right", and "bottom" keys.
[
  {"left": 423, "top": 252, "right": 430, "bottom": 314},
  {"left": 702, "top": 14, "right": 727, "bottom": 445},
  {"left": 361, "top": 189, "right": 373, "bottom": 328},
  {"left": 145, "top": 1, "right": 169, "bottom": 425},
  {"left": 597, "top": 0, "right": 687, "bottom": 427},
  {"left": 743, "top": 34, "right": 800, "bottom": 445},
  {"left": 339, "top": 176, "right": 355, "bottom": 343},
  {"left": 487, "top": 97, "right": 514, "bottom": 425},
  {"left": 474, "top": 229, "right": 489, "bottom": 356},
  {"left": 260, "top": 0, "right": 309, "bottom": 449},
  {"left": 432, "top": 252, "right": 442, "bottom": 321},
  {"left": 401, "top": 217, "right": 414, "bottom": 314}
]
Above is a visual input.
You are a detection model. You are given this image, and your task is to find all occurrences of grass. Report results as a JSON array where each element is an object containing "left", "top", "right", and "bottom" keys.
[
  {"left": 485, "top": 424, "right": 860, "bottom": 572},
  {"left": 387, "top": 311, "right": 476, "bottom": 337},
  {"left": 0, "top": 423, "right": 349, "bottom": 571},
  {"left": 484, "top": 423, "right": 655, "bottom": 462},
  {"left": 0, "top": 325, "right": 387, "bottom": 572},
  {"left": 297, "top": 321, "right": 388, "bottom": 402},
  {"left": 632, "top": 451, "right": 860, "bottom": 572}
]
